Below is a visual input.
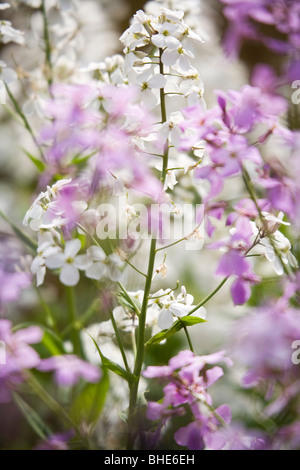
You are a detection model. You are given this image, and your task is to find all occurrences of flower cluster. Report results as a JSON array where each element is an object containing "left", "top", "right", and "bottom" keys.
[
  {"left": 220, "top": 0, "right": 300, "bottom": 81},
  {"left": 143, "top": 350, "right": 233, "bottom": 450}
]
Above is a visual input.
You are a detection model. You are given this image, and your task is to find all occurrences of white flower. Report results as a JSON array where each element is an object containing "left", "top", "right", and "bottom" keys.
[
  {"left": 79, "top": 245, "right": 124, "bottom": 282},
  {"left": 161, "top": 44, "right": 194, "bottom": 70},
  {"left": 164, "top": 170, "right": 178, "bottom": 191},
  {"left": 120, "top": 22, "right": 150, "bottom": 50},
  {"left": 23, "top": 179, "right": 74, "bottom": 231},
  {"left": 0, "top": 20, "right": 24, "bottom": 44},
  {"left": 130, "top": 68, "right": 166, "bottom": 109},
  {"left": 155, "top": 286, "right": 206, "bottom": 329},
  {"left": 151, "top": 22, "right": 181, "bottom": 49},
  {"left": 45, "top": 238, "right": 85, "bottom": 286},
  {"left": 159, "top": 111, "right": 184, "bottom": 147},
  {"left": 31, "top": 241, "right": 61, "bottom": 286},
  {"left": 260, "top": 231, "right": 298, "bottom": 275},
  {"left": 0, "top": 60, "right": 17, "bottom": 104}
]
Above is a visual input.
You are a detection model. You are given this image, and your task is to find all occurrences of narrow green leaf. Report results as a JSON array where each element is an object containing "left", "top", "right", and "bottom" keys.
[
  {"left": 70, "top": 369, "right": 109, "bottom": 426},
  {"left": 0, "top": 210, "right": 37, "bottom": 251},
  {"left": 13, "top": 322, "right": 65, "bottom": 355},
  {"left": 83, "top": 329, "right": 136, "bottom": 383},
  {"left": 22, "top": 148, "right": 46, "bottom": 172},
  {"left": 71, "top": 150, "right": 97, "bottom": 166},
  {"left": 145, "top": 315, "right": 206, "bottom": 348},
  {"left": 13, "top": 392, "right": 52, "bottom": 440}
]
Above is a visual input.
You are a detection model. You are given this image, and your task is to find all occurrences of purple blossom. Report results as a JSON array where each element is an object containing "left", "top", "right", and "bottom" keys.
[
  {"left": 233, "top": 302, "right": 300, "bottom": 388},
  {"left": 220, "top": 0, "right": 300, "bottom": 82},
  {"left": 0, "top": 268, "right": 30, "bottom": 312},
  {"left": 35, "top": 431, "right": 74, "bottom": 450},
  {"left": 0, "top": 320, "right": 43, "bottom": 402},
  {"left": 143, "top": 350, "right": 232, "bottom": 450},
  {"left": 38, "top": 355, "right": 101, "bottom": 386},
  {"left": 174, "top": 404, "right": 232, "bottom": 450},
  {"left": 256, "top": 161, "right": 297, "bottom": 219}
]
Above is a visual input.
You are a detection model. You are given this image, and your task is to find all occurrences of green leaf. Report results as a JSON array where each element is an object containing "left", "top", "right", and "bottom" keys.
[
  {"left": 117, "top": 289, "right": 141, "bottom": 315},
  {"left": 42, "top": 329, "right": 66, "bottom": 356},
  {"left": 145, "top": 315, "right": 206, "bottom": 348},
  {"left": 83, "top": 328, "right": 136, "bottom": 383},
  {"left": 70, "top": 369, "right": 109, "bottom": 426},
  {"left": 71, "top": 150, "right": 97, "bottom": 166},
  {"left": 13, "top": 322, "right": 65, "bottom": 355},
  {"left": 0, "top": 210, "right": 37, "bottom": 251},
  {"left": 22, "top": 148, "right": 46, "bottom": 172},
  {"left": 13, "top": 392, "right": 52, "bottom": 440}
]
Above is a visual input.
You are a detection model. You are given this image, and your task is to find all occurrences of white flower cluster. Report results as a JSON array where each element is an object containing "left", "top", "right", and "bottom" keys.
[
  {"left": 0, "top": 3, "right": 23, "bottom": 103},
  {"left": 252, "top": 213, "right": 298, "bottom": 276},
  {"left": 120, "top": 6, "right": 205, "bottom": 192},
  {"left": 23, "top": 179, "right": 124, "bottom": 286},
  {"left": 83, "top": 286, "right": 206, "bottom": 345},
  {"left": 78, "top": 4, "right": 207, "bottom": 196}
]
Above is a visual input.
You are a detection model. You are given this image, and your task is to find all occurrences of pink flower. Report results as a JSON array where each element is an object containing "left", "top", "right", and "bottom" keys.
[
  {"left": 0, "top": 320, "right": 43, "bottom": 402},
  {"left": 38, "top": 355, "right": 101, "bottom": 386}
]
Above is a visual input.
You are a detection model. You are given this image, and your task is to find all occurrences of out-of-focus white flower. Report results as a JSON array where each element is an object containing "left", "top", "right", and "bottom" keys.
[
  {"left": 154, "top": 285, "right": 206, "bottom": 329},
  {"left": 31, "top": 240, "right": 61, "bottom": 286},
  {"left": 0, "top": 20, "right": 24, "bottom": 44},
  {"left": 159, "top": 111, "right": 184, "bottom": 147},
  {"left": 129, "top": 68, "right": 166, "bottom": 109},
  {"left": 0, "top": 3, "right": 10, "bottom": 10},
  {"left": 0, "top": 60, "right": 17, "bottom": 104},
  {"left": 164, "top": 170, "right": 178, "bottom": 191},
  {"left": 77, "top": 245, "right": 124, "bottom": 282},
  {"left": 45, "top": 238, "right": 86, "bottom": 286},
  {"left": 260, "top": 231, "right": 298, "bottom": 276}
]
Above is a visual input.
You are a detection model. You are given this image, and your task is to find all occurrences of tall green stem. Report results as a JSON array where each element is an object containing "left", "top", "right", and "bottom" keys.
[
  {"left": 41, "top": 0, "right": 53, "bottom": 88},
  {"left": 127, "top": 238, "right": 157, "bottom": 449},
  {"left": 126, "top": 48, "right": 168, "bottom": 449},
  {"left": 159, "top": 48, "right": 169, "bottom": 185},
  {"left": 66, "top": 286, "right": 82, "bottom": 357}
]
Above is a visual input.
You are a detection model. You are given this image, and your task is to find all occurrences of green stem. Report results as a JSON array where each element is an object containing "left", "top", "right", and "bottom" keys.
[
  {"left": 41, "top": 0, "right": 53, "bottom": 88},
  {"left": 242, "top": 168, "right": 293, "bottom": 279},
  {"left": 25, "top": 371, "right": 91, "bottom": 447},
  {"left": 4, "top": 84, "right": 46, "bottom": 162},
  {"left": 127, "top": 238, "right": 157, "bottom": 449},
  {"left": 66, "top": 286, "right": 82, "bottom": 357},
  {"left": 155, "top": 236, "right": 187, "bottom": 252},
  {"left": 109, "top": 310, "right": 131, "bottom": 374},
  {"left": 188, "top": 277, "right": 229, "bottom": 316},
  {"left": 180, "top": 320, "right": 194, "bottom": 353},
  {"left": 126, "top": 47, "right": 169, "bottom": 449},
  {"left": 35, "top": 287, "right": 57, "bottom": 330},
  {"left": 159, "top": 48, "right": 169, "bottom": 185}
]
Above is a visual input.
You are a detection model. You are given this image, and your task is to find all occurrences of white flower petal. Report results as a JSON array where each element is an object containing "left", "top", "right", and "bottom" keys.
[
  {"left": 169, "top": 303, "right": 191, "bottom": 317},
  {"left": 64, "top": 239, "right": 81, "bottom": 259},
  {"left": 161, "top": 49, "right": 178, "bottom": 66},
  {"left": 74, "top": 254, "right": 93, "bottom": 270},
  {"left": 86, "top": 262, "right": 106, "bottom": 280},
  {"left": 157, "top": 309, "right": 174, "bottom": 330},
  {"left": 273, "top": 257, "right": 284, "bottom": 276},
  {"left": 148, "top": 73, "right": 166, "bottom": 89},
  {"left": 45, "top": 252, "right": 65, "bottom": 269},
  {"left": 59, "top": 264, "right": 80, "bottom": 286},
  {"left": 87, "top": 245, "right": 106, "bottom": 261}
]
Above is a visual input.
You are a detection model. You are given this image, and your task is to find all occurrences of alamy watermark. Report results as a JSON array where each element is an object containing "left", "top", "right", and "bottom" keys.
[
  {"left": 291, "top": 340, "right": 300, "bottom": 365},
  {"left": 94, "top": 197, "right": 205, "bottom": 250}
]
